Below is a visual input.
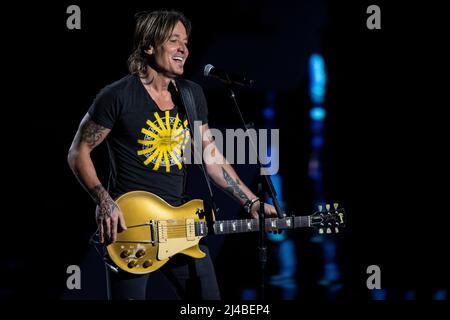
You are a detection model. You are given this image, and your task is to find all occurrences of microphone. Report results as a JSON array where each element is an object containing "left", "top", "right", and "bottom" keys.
[{"left": 203, "top": 64, "right": 254, "bottom": 87}]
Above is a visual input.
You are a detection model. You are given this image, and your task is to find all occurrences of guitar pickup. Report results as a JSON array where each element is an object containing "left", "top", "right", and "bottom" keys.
[
  {"left": 186, "top": 219, "right": 195, "bottom": 241},
  {"left": 157, "top": 220, "right": 168, "bottom": 243}
]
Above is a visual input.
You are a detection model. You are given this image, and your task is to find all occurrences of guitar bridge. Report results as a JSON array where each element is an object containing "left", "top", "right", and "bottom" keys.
[{"left": 149, "top": 220, "right": 157, "bottom": 246}]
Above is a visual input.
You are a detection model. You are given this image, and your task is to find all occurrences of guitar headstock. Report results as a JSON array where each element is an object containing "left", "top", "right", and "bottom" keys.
[{"left": 310, "top": 203, "right": 345, "bottom": 234}]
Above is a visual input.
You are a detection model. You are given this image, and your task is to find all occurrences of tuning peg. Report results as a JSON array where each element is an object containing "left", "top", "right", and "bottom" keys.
[
  {"left": 318, "top": 204, "right": 323, "bottom": 212},
  {"left": 333, "top": 203, "right": 339, "bottom": 210},
  {"left": 319, "top": 228, "right": 324, "bottom": 234},
  {"left": 326, "top": 227, "right": 332, "bottom": 234},
  {"left": 326, "top": 204, "right": 331, "bottom": 211},
  {"left": 335, "top": 227, "right": 339, "bottom": 233}
]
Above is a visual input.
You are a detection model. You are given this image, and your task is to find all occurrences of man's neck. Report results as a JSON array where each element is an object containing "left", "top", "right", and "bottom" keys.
[{"left": 142, "top": 68, "right": 175, "bottom": 94}]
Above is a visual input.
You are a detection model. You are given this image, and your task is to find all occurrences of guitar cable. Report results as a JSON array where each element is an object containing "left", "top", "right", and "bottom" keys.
[{"left": 89, "top": 228, "right": 119, "bottom": 273}]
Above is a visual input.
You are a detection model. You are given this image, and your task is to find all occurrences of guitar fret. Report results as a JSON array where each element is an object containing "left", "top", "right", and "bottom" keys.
[
  {"left": 278, "top": 218, "right": 285, "bottom": 229},
  {"left": 285, "top": 217, "right": 292, "bottom": 228},
  {"left": 195, "top": 222, "right": 199, "bottom": 236},
  {"left": 195, "top": 221, "right": 206, "bottom": 236},
  {"left": 271, "top": 218, "right": 276, "bottom": 230},
  {"left": 294, "top": 216, "right": 310, "bottom": 228},
  {"left": 200, "top": 222, "right": 204, "bottom": 235}
]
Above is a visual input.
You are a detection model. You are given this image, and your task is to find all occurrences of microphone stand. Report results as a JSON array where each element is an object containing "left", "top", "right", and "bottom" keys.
[{"left": 223, "top": 79, "right": 284, "bottom": 301}]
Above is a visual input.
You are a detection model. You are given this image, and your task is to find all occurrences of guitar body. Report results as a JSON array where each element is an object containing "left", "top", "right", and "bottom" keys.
[{"left": 107, "top": 191, "right": 211, "bottom": 275}]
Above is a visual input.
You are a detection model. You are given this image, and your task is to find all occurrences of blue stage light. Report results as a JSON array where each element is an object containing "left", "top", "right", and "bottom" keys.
[
  {"left": 309, "top": 54, "right": 327, "bottom": 103},
  {"left": 263, "top": 106, "right": 275, "bottom": 121},
  {"left": 310, "top": 106, "right": 326, "bottom": 121}
]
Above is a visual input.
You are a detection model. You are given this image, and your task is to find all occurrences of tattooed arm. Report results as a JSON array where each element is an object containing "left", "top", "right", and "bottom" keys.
[
  {"left": 199, "top": 123, "right": 276, "bottom": 219},
  {"left": 67, "top": 113, "right": 126, "bottom": 242}
]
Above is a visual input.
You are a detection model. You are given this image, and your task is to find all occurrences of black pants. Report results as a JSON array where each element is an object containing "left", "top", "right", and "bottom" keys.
[{"left": 105, "top": 245, "right": 220, "bottom": 300}]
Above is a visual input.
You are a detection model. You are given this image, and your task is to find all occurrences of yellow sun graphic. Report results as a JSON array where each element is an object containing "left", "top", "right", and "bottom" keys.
[{"left": 137, "top": 111, "right": 190, "bottom": 172}]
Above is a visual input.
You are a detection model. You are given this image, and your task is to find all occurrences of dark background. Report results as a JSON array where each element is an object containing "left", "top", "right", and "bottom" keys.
[{"left": 1, "top": 0, "right": 448, "bottom": 301}]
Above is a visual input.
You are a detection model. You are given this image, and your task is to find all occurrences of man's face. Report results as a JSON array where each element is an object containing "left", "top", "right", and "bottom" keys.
[{"left": 150, "top": 21, "right": 189, "bottom": 77}]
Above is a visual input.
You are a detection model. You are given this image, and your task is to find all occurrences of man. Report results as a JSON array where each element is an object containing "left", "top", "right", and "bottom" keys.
[{"left": 68, "top": 10, "right": 276, "bottom": 300}]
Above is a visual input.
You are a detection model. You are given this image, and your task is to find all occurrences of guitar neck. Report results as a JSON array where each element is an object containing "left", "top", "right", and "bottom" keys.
[{"left": 195, "top": 216, "right": 311, "bottom": 236}]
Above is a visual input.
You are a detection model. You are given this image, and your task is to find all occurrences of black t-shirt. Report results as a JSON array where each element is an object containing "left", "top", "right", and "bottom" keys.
[{"left": 88, "top": 74, "right": 208, "bottom": 205}]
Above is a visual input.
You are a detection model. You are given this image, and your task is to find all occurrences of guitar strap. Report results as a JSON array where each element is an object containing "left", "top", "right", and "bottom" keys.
[{"left": 174, "top": 77, "right": 219, "bottom": 217}]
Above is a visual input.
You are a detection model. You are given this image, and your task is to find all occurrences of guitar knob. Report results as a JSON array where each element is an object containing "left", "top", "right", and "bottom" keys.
[
  {"left": 319, "top": 228, "right": 324, "bottom": 234},
  {"left": 136, "top": 249, "right": 146, "bottom": 258},
  {"left": 333, "top": 203, "right": 339, "bottom": 210},
  {"left": 120, "top": 250, "right": 132, "bottom": 258},
  {"left": 127, "top": 260, "right": 137, "bottom": 269},
  {"left": 326, "top": 204, "right": 331, "bottom": 211},
  {"left": 318, "top": 205, "right": 323, "bottom": 212},
  {"left": 335, "top": 227, "right": 339, "bottom": 233},
  {"left": 326, "top": 227, "right": 332, "bottom": 234},
  {"left": 143, "top": 260, "right": 153, "bottom": 268}
]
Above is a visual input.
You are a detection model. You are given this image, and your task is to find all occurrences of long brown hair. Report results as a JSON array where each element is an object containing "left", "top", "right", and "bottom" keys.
[{"left": 127, "top": 10, "right": 191, "bottom": 77}]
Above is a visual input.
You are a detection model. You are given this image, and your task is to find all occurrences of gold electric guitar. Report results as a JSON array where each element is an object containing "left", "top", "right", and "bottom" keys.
[{"left": 106, "top": 191, "right": 345, "bottom": 274}]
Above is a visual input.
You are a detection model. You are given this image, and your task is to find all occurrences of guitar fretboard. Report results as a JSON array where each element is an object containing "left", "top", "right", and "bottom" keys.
[{"left": 195, "top": 216, "right": 310, "bottom": 236}]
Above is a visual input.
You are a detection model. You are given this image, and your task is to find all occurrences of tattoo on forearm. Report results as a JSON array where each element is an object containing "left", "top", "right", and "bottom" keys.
[
  {"left": 81, "top": 120, "right": 107, "bottom": 148},
  {"left": 222, "top": 168, "right": 250, "bottom": 202},
  {"left": 89, "top": 184, "right": 118, "bottom": 220}
]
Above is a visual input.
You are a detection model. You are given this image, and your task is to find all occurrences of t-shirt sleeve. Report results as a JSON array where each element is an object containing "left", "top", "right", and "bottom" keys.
[
  {"left": 192, "top": 83, "right": 209, "bottom": 125},
  {"left": 88, "top": 86, "right": 121, "bottom": 129}
]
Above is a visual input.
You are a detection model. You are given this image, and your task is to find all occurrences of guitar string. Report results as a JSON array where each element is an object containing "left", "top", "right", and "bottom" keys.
[
  {"left": 129, "top": 219, "right": 298, "bottom": 231},
  {"left": 160, "top": 221, "right": 292, "bottom": 230},
  {"left": 156, "top": 219, "right": 287, "bottom": 228}
]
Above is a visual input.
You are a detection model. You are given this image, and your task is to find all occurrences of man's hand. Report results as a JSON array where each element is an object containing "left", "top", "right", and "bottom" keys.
[
  {"left": 249, "top": 201, "right": 278, "bottom": 220},
  {"left": 96, "top": 199, "right": 127, "bottom": 243}
]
